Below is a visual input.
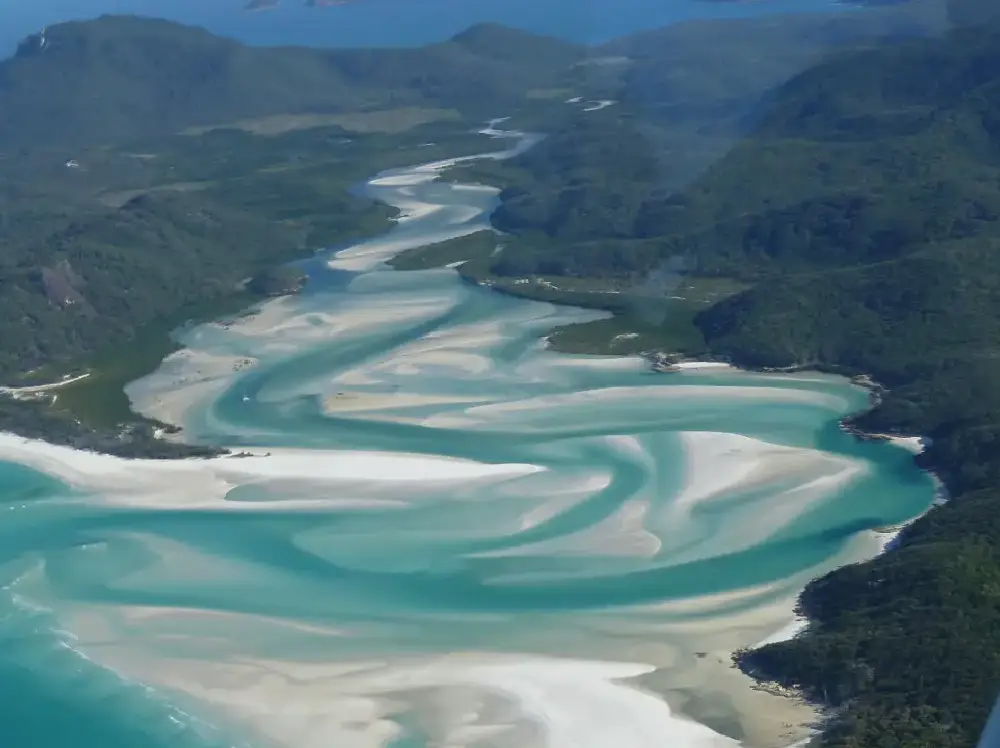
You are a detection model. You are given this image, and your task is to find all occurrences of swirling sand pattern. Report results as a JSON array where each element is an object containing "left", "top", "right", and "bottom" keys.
[{"left": 0, "top": 125, "right": 934, "bottom": 748}]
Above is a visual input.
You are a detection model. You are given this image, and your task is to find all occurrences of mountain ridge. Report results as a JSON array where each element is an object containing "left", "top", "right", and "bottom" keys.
[{"left": 0, "top": 15, "right": 583, "bottom": 148}]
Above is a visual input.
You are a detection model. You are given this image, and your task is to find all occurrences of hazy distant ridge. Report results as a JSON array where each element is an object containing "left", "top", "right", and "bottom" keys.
[{"left": 0, "top": 16, "right": 581, "bottom": 148}]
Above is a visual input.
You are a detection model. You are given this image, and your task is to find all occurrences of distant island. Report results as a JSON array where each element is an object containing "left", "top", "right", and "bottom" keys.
[
  {"left": 244, "top": 0, "right": 361, "bottom": 10},
  {"left": 695, "top": 0, "right": 913, "bottom": 4},
  {"left": 244, "top": 0, "right": 280, "bottom": 11}
]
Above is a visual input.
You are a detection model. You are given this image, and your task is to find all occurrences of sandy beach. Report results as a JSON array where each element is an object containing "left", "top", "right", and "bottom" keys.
[
  {"left": 0, "top": 372, "right": 91, "bottom": 395},
  {"left": 0, "top": 433, "right": 542, "bottom": 510},
  {"left": 672, "top": 361, "right": 734, "bottom": 371},
  {"left": 65, "top": 594, "right": 772, "bottom": 748},
  {"left": 60, "top": 579, "right": 826, "bottom": 748}
]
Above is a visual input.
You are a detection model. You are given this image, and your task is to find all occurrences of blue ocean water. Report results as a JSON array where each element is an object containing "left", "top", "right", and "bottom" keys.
[{"left": 0, "top": 0, "right": 845, "bottom": 54}]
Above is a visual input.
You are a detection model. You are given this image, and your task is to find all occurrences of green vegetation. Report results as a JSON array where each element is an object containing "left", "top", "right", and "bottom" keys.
[
  {"left": 0, "top": 17, "right": 582, "bottom": 148},
  {"left": 0, "top": 124, "right": 429, "bottom": 382},
  {"left": 546, "top": 308, "right": 701, "bottom": 356},
  {"left": 544, "top": 276, "right": 744, "bottom": 355},
  {"left": 387, "top": 230, "right": 498, "bottom": 271}
]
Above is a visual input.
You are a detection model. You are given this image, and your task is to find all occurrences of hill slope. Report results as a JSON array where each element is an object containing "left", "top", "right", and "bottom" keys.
[
  {"left": 599, "top": 0, "right": 945, "bottom": 133},
  {"left": 0, "top": 16, "right": 581, "bottom": 147}
]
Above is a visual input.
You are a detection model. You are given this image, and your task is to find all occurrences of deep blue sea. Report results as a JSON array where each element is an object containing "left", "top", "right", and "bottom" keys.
[{"left": 0, "top": 0, "right": 846, "bottom": 54}]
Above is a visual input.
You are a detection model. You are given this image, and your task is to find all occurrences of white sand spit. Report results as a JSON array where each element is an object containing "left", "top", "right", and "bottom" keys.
[
  {"left": 458, "top": 658, "right": 737, "bottom": 748},
  {"left": 888, "top": 435, "right": 927, "bottom": 454},
  {"left": 0, "top": 372, "right": 91, "bottom": 394},
  {"left": 0, "top": 433, "right": 543, "bottom": 509},
  {"left": 753, "top": 617, "right": 809, "bottom": 648}
]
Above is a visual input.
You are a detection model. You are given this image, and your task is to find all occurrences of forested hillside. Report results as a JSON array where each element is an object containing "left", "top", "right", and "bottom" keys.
[
  {"left": 600, "top": 1, "right": 943, "bottom": 133},
  {"left": 0, "top": 17, "right": 580, "bottom": 147},
  {"left": 469, "top": 17, "right": 1000, "bottom": 748}
]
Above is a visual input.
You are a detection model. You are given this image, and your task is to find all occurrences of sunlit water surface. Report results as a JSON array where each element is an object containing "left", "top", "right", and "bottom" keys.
[{"left": 0, "top": 125, "right": 934, "bottom": 748}]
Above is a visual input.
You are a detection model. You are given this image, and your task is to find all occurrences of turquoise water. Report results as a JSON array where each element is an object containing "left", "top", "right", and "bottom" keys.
[
  {"left": 1, "top": 0, "right": 848, "bottom": 54},
  {"left": 0, "top": 124, "right": 935, "bottom": 748}
]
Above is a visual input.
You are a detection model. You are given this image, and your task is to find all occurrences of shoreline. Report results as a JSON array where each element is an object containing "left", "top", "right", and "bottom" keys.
[
  {"left": 646, "top": 351, "right": 942, "bottom": 488},
  {"left": 652, "top": 354, "right": 946, "bottom": 725},
  {"left": 630, "top": 351, "right": 945, "bottom": 730}
]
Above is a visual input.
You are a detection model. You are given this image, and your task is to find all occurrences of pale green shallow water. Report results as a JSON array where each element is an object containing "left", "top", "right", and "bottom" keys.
[{"left": 0, "top": 125, "right": 935, "bottom": 748}]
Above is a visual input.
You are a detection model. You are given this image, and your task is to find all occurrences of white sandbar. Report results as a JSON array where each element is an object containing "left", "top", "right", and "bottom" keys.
[
  {"left": 0, "top": 433, "right": 543, "bottom": 509},
  {"left": 672, "top": 361, "right": 733, "bottom": 371}
]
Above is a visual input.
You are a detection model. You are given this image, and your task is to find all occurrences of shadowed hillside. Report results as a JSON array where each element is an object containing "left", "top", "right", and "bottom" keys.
[
  {"left": 1, "top": 8, "right": 1000, "bottom": 743},
  {"left": 0, "top": 16, "right": 582, "bottom": 148}
]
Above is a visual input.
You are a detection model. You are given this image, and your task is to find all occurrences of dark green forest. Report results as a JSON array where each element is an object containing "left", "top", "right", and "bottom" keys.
[
  {"left": 458, "top": 17, "right": 1000, "bottom": 748},
  {"left": 0, "top": 16, "right": 581, "bottom": 148}
]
